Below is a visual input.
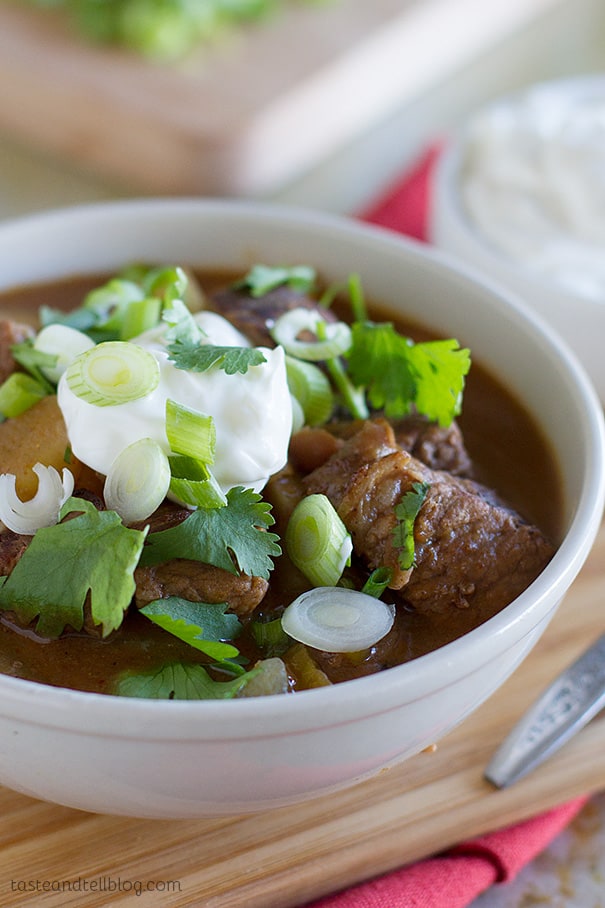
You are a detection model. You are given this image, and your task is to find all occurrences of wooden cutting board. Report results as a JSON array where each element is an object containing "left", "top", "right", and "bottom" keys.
[
  {"left": 1, "top": 517, "right": 604, "bottom": 907},
  {"left": 0, "top": 0, "right": 564, "bottom": 196}
]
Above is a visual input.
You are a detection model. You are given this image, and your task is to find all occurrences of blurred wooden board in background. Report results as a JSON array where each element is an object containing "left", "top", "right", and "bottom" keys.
[{"left": 0, "top": 0, "right": 566, "bottom": 196}]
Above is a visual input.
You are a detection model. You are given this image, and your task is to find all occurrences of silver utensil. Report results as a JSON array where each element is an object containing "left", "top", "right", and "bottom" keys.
[{"left": 485, "top": 633, "right": 605, "bottom": 788}]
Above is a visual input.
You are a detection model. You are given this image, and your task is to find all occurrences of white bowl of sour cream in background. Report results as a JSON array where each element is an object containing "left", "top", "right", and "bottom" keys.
[{"left": 431, "top": 75, "right": 605, "bottom": 402}]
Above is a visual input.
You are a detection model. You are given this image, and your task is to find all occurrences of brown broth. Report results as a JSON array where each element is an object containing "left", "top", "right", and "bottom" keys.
[{"left": 0, "top": 271, "right": 563, "bottom": 693}]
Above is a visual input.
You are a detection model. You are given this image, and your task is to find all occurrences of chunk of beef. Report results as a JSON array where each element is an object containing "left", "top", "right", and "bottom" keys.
[
  {"left": 304, "top": 419, "right": 554, "bottom": 625},
  {"left": 263, "top": 462, "right": 307, "bottom": 536},
  {"left": 134, "top": 561, "right": 268, "bottom": 617},
  {"left": 132, "top": 499, "right": 269, "bottom": 617},
  {"left": 304, "top": 420, "right": 420, "bottom": 588},
  {"left": 209, "top": 284, "right": 335, "bottom": 348},
  {"left": 0, "top": 529, "right": 31, "bottom": 574},
  {"left": 392, "top": 415, "right": 473, "bottom": 477},
  {"left": 0, "top": 319, "right": 35, "bottom": 384},
  {"left": 290, "top": 416, "right": 473, "bottom": 479}
]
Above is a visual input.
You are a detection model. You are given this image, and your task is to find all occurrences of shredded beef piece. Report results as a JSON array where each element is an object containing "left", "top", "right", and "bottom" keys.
[
  {"left": 391, "top": 415, "right": 473, "bottom": 477},
  {"left": 263, "top": 462, "right": 307, "bottom": 536},
  {"left": 129, "top": 500, "right": 193, "bottom": 535},
  {"left": 290, "top": 415, "right": 473, "bottom": 479},
  {"left": 304, "top": 420, "right": 420, "bottom": 588},
  {"left": 288, "top": 427, "right": 342, "bottom": 475},
  {"left": 304, "top": 419, "right": 555, "bottom": 624},
  {"left": 132, "top": 500, "right": 268, "bottom": 617},
  {"left": 134, "top": 561, "right": 268, "bottom": 617},
  {"left": 0, "top": 529, "right": 31, "bottom": 574},
  {"left": 209, "top": 284, "right": 336, "bottom": 348},
  {"left": 0, "top": 319, "right": 35, "bottom": 384}
]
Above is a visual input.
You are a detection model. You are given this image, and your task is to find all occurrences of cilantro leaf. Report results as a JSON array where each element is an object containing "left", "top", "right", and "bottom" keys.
[
  {"left": 392, "top": 481, "right": 429, "bottom": 571},
  {"left": 140, "top": 597, "right": 242, "bottom": 661},
  {"left": 406, "top": 339, "right": 471, "bottom": 426},
  {"left": 113, "top": 661, "right": 260, "bottom": 700},
  {"left": 235, "top": 264, "right": 316, "bottom": 298},
  {"left": 346, "top": 322, "right": 471, "bottom": 426},
  {"left": 167, "top": 338, "right": 267, "bottom": 375},
  {"left": 347, "top": 322, "right": 416, "bottom": 417},
  {"left": 0, "top": 497, "right": 146, "bottom": 638},
  {"left": 162, "top": 298, "right": 202, "bottom": 345},
  {"left": 140, "top": 486, "right": 281, "bottom": 579}
]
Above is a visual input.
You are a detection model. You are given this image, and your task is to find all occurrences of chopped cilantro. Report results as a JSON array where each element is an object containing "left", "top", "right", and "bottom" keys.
[
  {"left": 113, "top": 661, "right": 260, "bottom": 700},
  {"left": 162, "top": 298, "right": 202, "bottom": 345},
  {"left": 346, "top": 322, "right": 471, "bottom": 426},
  {"left": 140, "top": 598, "right": 242, "bottom": 662},
  {"left": 235, "top": 264, "right": 316, "bottom": 298},
  {"left": 167, "top": 338, "right": 267, "bottom": 375},
  {"left": 392, "top": 481, "right": 429, "bottom": 571},
  {"left": 406, "top": 338, "right": 471, "bottom": 426},
  {"left": 140, "top": 486, "right": 281, "bottom": 579},
  {"left": 0, "top": 497, "right": 146, "bottom": 638}
]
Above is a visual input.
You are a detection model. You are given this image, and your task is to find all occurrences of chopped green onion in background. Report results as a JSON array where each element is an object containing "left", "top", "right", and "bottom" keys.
[
  {"left": 21, "top": 0, "right": 334, "bottom": 62},
  {"left": 0, "top": 372, "right": 48, "bottom": 419}
]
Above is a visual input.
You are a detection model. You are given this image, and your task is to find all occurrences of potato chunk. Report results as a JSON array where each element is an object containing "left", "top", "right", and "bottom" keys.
[{"left": 0, "top": 395, "right": 84, "bottom": 499}]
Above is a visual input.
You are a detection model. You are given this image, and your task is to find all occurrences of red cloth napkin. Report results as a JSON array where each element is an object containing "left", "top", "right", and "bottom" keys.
[
  {"left": 305, "top": 797, "right": 589, "bottom": 908},
  {"left": 299, "top": 146, "right": 591, "bottom": 908}
]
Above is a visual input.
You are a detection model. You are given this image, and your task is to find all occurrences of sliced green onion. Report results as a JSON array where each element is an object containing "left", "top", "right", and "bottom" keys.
[
  {"left": 0, "top": 373, "right": 47, "bottom": 418},
  {"left": 65, "top": 341, "right": 160, "bottom": 406},
  {"left": 323, "top": 354, "right": 369, "bottom": 420},
  {"left": 270, "top": 308, "right": 352, "bottom": 361},
  {"left": 285, "top": 493, "right": 352, "bottom": 587},
  {"left": 285, "top": 356, "right": 334, "bottom": 426},
  {"left": 119, "top": 296, "right": 162, "bottom": 340},
  {"left": 33, "top": 324, "right": 95, "bottom": 383},
  {"left": 83, "top": 278, "right": 145, "bottom": 333},
  {"left": 165, "top": 399, "right": 216, "bottom": 463},
  {"left": 290, "top": 395, "right": 305, "bottom": 433},
  {"left": 281, "top": 588, "right": 396, "bottom": 653},
  {"left": 348, "top": 272, "right": 367, "bottom": 322},
  {"left": 141, "top": 265, "right": 188, "bottom": 303},
  {"left": 104, "top": 437, "right": 171, "bottom": 523},
  {"left": 168, "top": 454, "right": 227, "bottom": 508},
  {"left": 169, "top": 474, "right": 227, "bottom": 509},
  {"left": 361, "top": 567, "right": 393, "bottom": 599},
  {"left": 252, "top": 617, "right": 291, "bottom": 656}
]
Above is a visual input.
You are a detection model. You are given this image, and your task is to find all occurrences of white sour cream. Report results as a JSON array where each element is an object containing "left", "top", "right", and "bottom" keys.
[
  {"left": 460, "top": 85, "right": 605, "bottom": 302},
  {"left": 57, "top": 312, "right": 293, "bottom": 494}
]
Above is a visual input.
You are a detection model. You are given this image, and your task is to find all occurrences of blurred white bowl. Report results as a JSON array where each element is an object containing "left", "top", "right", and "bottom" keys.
[
  {"left": 431, "top": 75, "right": 605, "bottom": 402},
  {"left": 0, "top": 198, "right": 602, "bottom": 818}
]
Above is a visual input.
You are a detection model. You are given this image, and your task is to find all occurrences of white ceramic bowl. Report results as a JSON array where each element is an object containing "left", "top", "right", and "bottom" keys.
[
  {"left": 0, "top": 199, "right": 603, "bottom": 818},
  {"left": 431, "top": 75, "right": 605, "bottom": 402}
]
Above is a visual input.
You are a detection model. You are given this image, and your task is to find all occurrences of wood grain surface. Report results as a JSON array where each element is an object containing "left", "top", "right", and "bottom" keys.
[
  {"left": 0, "top": 0, "right": 563, "bottom": 196},
  {"left": 0, "top": 516, "right": 604, "bottom": 907}
]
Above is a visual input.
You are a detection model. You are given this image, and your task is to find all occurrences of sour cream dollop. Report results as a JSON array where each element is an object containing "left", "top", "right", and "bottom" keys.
[
  {"left": 57, "top": 312, "right": 293, "bottom": 494},
  {"left": 460, "top": 84, "right": 605, "bottom": 302}
]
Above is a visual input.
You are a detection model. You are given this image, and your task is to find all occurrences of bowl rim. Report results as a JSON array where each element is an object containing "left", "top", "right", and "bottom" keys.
[{"left": 0, "top": 196, "right": 603, "bottom": 739}]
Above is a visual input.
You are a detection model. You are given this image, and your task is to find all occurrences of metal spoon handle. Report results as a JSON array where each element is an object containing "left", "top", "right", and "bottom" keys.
[{"left": 485, "top": 633, "right": 605, "bottom": 788}]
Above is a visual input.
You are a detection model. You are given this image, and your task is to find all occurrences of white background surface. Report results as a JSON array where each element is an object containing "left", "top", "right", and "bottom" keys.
[{"left": 1, "top": 0, "right": 604, "bottom": 903}]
